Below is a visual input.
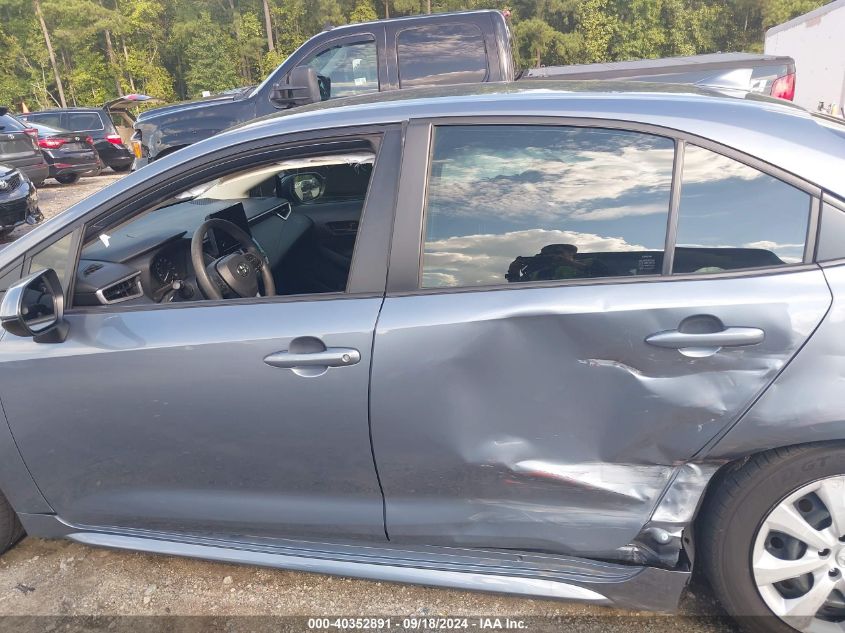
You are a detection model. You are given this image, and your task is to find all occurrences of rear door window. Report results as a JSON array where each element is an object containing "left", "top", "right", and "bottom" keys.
[
  {"left": 397, "top": 24, "right": 488, "bottom": 88},
  {"left": 64, "top": 111, "right": 105, "bottom": 132},
  {"left": 24, "top": 112, "right": 63, "bottom": 128},
  {"left": 0, "top": 114, "right": 26, "bottom": 131},
  {"left": 420, "top": 125, "right": 675, "bottom": 288},
  {"left": 672, "top": 145, "right": 810, "bottom": 274}
]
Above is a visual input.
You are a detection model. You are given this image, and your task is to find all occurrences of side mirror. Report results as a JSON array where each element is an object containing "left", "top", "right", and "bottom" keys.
[
  {"left": 0, "top": 268, "right": 68, "bottom": 343},
  {"left": 269, "top": 66, "right": 321, "bottom": 109}
]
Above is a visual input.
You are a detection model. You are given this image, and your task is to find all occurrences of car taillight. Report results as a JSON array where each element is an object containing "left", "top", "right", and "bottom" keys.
[
  {"left": 85, "top": 135, "right": 94, "bottom": 145},
  {"left": 38, "top": 137, "right": 66, "bottom": 149},
  {"left": 23, "top": 128, "right": 38, "bottom": 140},
  {"left": 771, "top": 72, "right": 796, "bottom": 101},
  {"left": 106, "top": 134, "right": 124, "bottom": 145}
]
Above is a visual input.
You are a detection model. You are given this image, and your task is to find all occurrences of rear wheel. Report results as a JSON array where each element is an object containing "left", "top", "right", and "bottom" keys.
[
  {"left": 0, "top": 490, "right": 23, "bottom": 555},
  {"left": 701, "top": 444, "right": 845, "bottom": 633},
  {"left": 55, "top": 173, "right": 80, "bottom": 185}
]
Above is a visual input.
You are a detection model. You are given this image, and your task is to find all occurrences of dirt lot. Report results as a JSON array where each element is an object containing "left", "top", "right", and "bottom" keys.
[{"left": 0, "top": 173, "right": 734, "bottom": 632}]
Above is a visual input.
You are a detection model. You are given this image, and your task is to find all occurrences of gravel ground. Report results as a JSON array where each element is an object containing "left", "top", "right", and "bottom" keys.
[{"left": 0, "top": 173, "right": 736, "bottom": 632}]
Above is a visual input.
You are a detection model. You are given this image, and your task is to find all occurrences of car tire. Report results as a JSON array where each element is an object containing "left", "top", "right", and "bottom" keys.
[
  {"left": 0, "top": 489, "right": 23, "bottom": 555},
  {"left": 700, "top": 443, "right": 845, "bottom": 633},
  {"left": 110, "top": 164, "right": 131, "bottom": 173},
  {"left": 55, "top": 173, "right": 80, "bottom": 185}
]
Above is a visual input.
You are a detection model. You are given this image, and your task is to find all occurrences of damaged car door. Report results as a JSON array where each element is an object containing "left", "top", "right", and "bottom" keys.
[{"left": 369, "top": 121, "right": 831, "bottom": 558}]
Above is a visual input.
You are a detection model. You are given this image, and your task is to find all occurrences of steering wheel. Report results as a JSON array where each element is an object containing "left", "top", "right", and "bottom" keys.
[{"left": 191, "top": 218, "right": 276, "bottom": 300}]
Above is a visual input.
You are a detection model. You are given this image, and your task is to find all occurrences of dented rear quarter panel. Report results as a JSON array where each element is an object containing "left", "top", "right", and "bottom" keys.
[{"left": 370, "top": 268, "right": 831, "bottom": 555}]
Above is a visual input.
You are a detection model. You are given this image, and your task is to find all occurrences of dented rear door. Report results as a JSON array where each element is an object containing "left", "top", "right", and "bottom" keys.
[{"left": 369, "top": 120, "right": 831, "bottom": 556}]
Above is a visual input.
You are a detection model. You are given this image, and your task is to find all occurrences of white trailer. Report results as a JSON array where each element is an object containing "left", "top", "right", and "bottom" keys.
[{"left": 765, "top": 0, "right": 845, "bottom": 115}]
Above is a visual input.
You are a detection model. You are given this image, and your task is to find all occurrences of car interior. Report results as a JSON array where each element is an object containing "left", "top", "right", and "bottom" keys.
[{"left": 73, "top": 149, "right": 374, "bottom": 307}]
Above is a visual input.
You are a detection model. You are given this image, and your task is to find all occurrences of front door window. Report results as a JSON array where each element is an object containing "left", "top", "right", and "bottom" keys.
[{"left": 300, "top": 40, "right": 378, "bottom": 101}]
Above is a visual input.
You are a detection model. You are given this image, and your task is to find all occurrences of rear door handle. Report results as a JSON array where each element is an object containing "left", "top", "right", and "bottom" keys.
[
  {"left": 645, "top": 327, "right": 765, "bottom": 349},
  {"left": 263, "top": 348, "right": 361, "bottom": 369}
]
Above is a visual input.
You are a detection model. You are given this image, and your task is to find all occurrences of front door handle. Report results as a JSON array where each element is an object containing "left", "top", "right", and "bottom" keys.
[
  {"left": 263, "top": 348, "right": 361, "bottom": 369},
  {"left": 645, "top": 327, "right": 765, "bottom": 350}
]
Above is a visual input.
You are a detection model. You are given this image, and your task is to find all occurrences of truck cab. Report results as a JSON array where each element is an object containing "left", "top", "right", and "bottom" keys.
[{"left": 132, "top": 10, "right": 513, "bottom": 167}]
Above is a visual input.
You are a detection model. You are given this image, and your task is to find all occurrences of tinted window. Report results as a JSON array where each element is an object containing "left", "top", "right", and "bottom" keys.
[
  {"left": 817, "top": 200, "right": 845, "bottom": 262},
  {"left": 23, "top": 112, "right": 62, "bottom": 128},
  {"left": 0, "top": 114, "right": 26, "bottom": 132},
  {"left": 397, "top": 24, "right": 488, "bottom": 88},
  {"left": 302, "top": 40, "right": 378, "bottom": 100},
  {"left": 64, "top": 112, "right": 104, "bottom": 131},
  {"left": 421, "top": 125, "right": 675, "bottom": 288},
  {"left": 673, "top": 145, "right": 809, "bottom": 274}
]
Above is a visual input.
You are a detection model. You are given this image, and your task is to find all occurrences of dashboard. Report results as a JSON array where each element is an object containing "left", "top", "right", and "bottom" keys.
[{"left": 74, "top": 197, "right": 307, "bottom": 306}]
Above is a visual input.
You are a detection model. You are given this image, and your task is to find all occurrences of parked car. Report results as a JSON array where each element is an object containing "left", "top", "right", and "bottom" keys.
[
  {"left": 0, "top": 165, "right": 42, "bottom": 238},
  {"left": 25, "top": 121, "right": 101, "bottom": 185},
  {"left": 19, "top": 96, "right": 147, "bottom": 173},
  {"left": 130, "top": 10, "right": 796, "bottom": 168},
  {"left": 2, "top": 83, "right": 845, "bottom": 633},
  {"left": 0, "top": 108, "right": 49, "bottom": 186}
]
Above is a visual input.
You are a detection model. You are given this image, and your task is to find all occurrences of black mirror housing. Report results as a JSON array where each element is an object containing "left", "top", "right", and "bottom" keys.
[
  {"left": 270, "top": 66, "right": 321, "bottom": 109},
  {"left": 0, "top": 268, "right": 68, "bottom": 343}
]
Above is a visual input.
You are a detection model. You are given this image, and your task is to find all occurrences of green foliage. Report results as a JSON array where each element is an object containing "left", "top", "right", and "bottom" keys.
[{"left": 0, "top": 0, "right": 830, "bottom": 110}]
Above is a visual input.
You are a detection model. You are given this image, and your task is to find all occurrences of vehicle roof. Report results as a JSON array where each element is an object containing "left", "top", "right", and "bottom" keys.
[
  {"left": 229, "top": 81, "right": 845, "bottom": 197},
  {"left": 26, "top": 107, "right": 104, "bottom": 113},
  {"left": 317, "top": 9, "right": 500, "bottom": 35},
  {"left": 767, "top": 0, "right": 845, "bottom": 36}
]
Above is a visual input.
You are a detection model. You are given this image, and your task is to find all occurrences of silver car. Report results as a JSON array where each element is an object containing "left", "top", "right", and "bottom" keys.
[{"left": 1, "top": 83, "right": 844, "bottom": 632}]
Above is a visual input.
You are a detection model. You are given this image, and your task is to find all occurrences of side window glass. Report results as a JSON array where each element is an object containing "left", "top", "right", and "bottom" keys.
[
  {"left": 397, "top": 24, "right": 488, "bottom": 88},
  {"left": 64, "top": 112, "right": 104, "bottom": 131},
  {"left": 30, "top": 233, "right": 75, "bottom": 292},
  {"left": 74, "top": 150, "right": 375, "bottom": 307},
  {"left": 673, "top": 145, "right": 810, "bottom": 274},
  {"left": 24, "top": 112, "right": 62, "bottom": 128},
  {"left": 301, "top": 40, "right": 378, "bottom": 101},
  {"left": 421, "top": 125, "right": 675, "bottom": 288},
  {"left": 816, "top": 199, "right": 845, "bottom": 262}
]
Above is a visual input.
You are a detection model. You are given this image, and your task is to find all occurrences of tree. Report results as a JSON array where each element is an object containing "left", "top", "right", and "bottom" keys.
[
  {"left": 348, "top": 0, "right": 377, "bottom": 22},
  {"left": 33, "top": 0, "right": 66, "bottom": 106},
  {"left": 514, "top": 18, "right": 558, "bottom": 67},
  {"left": 0, "top": 0, "right": 832, "bottom": 109}
]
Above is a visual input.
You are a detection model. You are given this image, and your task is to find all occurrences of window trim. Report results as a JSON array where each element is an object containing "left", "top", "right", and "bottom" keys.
[
  {"left": 63, "top": 111, "right": 106, "bottom": 132},
  {"left": 59, "top": 125, "right": 401, "bottom": 314},
  {"left": 394, "top": 22, "right": 490, "bottom": 89},
  {"left": 388, "top": 115, "right": 823, "bottom": 296}
]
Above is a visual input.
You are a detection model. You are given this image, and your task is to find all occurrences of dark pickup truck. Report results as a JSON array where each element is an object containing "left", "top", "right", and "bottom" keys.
[{"left": 131, "top": 10, "right": 795, "bottom": 167}]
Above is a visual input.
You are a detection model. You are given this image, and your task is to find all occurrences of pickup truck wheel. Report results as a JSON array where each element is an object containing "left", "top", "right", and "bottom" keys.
[
  {"left": 0, "top": 490, "right": 23, "bottom": 554},
  {"left": 700, "top": 444, "right": 845, "bottom": 633}
]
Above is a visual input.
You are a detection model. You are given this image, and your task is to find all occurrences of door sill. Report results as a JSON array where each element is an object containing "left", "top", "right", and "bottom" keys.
[{"left": 19, "top": 513, "right": 688, "bottom": 613}]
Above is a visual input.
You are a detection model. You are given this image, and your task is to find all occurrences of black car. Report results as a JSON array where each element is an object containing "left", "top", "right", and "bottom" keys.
[
  {"left": 20, "top": 96, "right": 145, "bottom": 172},
  {"left": 27, "top": 121, "right": 100, "bottom": 184},
  {"left": 0, "top": 164, "right": 42, "bottom": 238},
  {"left": 0, "top": 108, "right": 49, "bottom": 186}
]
